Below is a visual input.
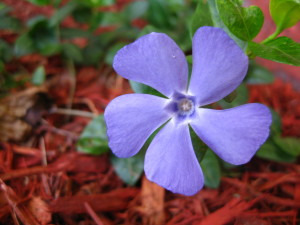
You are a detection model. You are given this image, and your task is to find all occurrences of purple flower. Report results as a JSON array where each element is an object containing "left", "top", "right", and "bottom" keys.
[{"left": 104, "top": 26, "right": 272, "bottom": 196}]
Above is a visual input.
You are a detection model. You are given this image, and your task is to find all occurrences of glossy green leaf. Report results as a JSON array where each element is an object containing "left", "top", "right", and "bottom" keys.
[
  {"left": 201, "top": 150, "right": 221, "bottom": 188},
  {"left": 32, "top": 66, "right": 46, "bottom": 85},
  {"left": 248, "top": 37, "right": 300, "bottom": 66},
  {"left": 270, "top": 0, "right": 300, "bottom": 33},
  {"left": 111, "top": 150, "right": 144, "bottom": 186},
  {"left": 246, "top": 61, "right": 274, "bottom": 84},
  {"left": 190, "top": 0, "right": 213, "bottom": 36},
  {"left": 217, "top": 0, "right": 264, "bottom": 41},
  {"left": 77, "top": 115, "right": 109, "bottom": 155},
  {"left": 207, "top": 0, "right": 246, "bottom": 49},
  {"left": 256, "top": 140, "right": 296, "bottom": 162}
]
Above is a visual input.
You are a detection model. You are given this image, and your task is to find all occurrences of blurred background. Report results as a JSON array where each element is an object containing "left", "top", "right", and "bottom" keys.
[{"left": 0, "top": 0, "right": 299, "bottom": 224}]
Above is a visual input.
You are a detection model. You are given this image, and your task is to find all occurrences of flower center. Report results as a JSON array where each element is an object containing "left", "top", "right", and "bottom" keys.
[{"left": 177, "top": 98, "right": 194, "bottom": 116}]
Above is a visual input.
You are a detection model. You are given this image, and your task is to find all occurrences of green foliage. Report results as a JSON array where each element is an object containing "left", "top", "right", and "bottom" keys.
[
  {"left": 26, "top": 0, "right": 51, "bottom": 6},
  {"left": 248, "top": 37, "right": 300, "bottom": 66},
  {"left": 50, "top": 1, "right": 78, "bottom": 26},
  {"left": 32, "top": 66, "right": 46, "bottom": 85},
  {"left": 256, "top": 141, "right": 296, "bottom": 162},
  {"left": 205, "top": 0, "right": 247, "bottom": 49},
  {"left": 270, "top": 0, "right": 300, "bottom": 34},
  {"left": 105, "top": 43, "right": 126, "bottom": 66},
  {"left": 218, "top": 84, "right": 249, "bottom": 108},
  {"left": 61, "top": 43, "right": 83, "bottom": 63},
  {"left": 246, "top": 61, "right": 274, "bottom": 84},
  {"left": 0, "top": 4, "right": 21, "bottom": 32},
  {"left": 190, "top": 127, "right": 221, "bottom": 188},
  {"left": 256, "top": 110, "right": 300, "bottom": 162},
  {"left": 77, "top": 115, "right": 109, "bottom": 155},
  {"left": 0, "top": 39, "right": 13, "bottom": 62},
  {"left": 217, "top": 0, "right": 264, "bottom": 41},
  {"left": 201, "top": 150, "right": 221, "bottom": 188},
  {"left": 111, "top": 151, "right": 144, "bottom": 186},
  {"left": 14, "top": 34, "right": 35, "bottom": 56},
  {"left": 190, "top": 0, "right": 213, "bottom": 36},
  {"left": 129, "top": 81, "right": 165, "bottom": 98}
]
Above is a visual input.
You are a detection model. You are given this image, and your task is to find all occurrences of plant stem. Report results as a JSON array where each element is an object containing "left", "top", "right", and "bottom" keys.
[
  {"left": 261, "top": 27, "right": 282, "bottom": 44},
  {"left": 52, "top": 108, "right": 97, "bottom": 118}
]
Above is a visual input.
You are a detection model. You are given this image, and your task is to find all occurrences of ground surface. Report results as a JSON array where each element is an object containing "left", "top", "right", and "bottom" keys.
[{"left": 0, "top": 0, "right": 299, "bottom": 224}]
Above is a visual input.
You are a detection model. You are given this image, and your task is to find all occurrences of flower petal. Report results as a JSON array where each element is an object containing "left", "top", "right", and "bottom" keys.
[
  {"left": 113, "top": 33, "right": 188, "bottom": 97},
  {"left": 190, "top": 103, "right": 272, "bottom": 165},
  {"left": 104, "top": 94, "right": 170, "bottom": 158},
  {"left": 145, "top": 121, "right": 204, "bottom": 196},
  {"left": 188, "top": 26, "right": 248, "bottom": 106}
]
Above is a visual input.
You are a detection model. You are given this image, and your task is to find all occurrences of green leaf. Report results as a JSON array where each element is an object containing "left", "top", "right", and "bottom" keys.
[
  {"left": 147, "top": 0, "right": 173, "bottom": 29},
  {"left": 32, "top": 66, "right": 46, "bottom": 85},
  {"left": 61, "top": 43, "right": 83, "bottom": 63},
  {"left": 207, "top": 0, "right": 246, "bottom": 49},
  {"left": 111, "top": 150, "right": 144, "bottom": 186},
  {"left": 256, "top": 140, "right": 296, "bottom": 162},
  {"left": 218, "top": 83, "right": 248, "bottom": 108},
  {"left": 270, "top": 109, "right": 282, "bottom": 135},
  {"left": 190, "top": 126, "right": 208, "bottom": 162},
  {"left": 0, "top": 16, "right": 21, "bottom": 32},
  {"left": 246, "top": 61, "right": 274, "bottom": 84},
  {"left": 26, "top": 0, "right": 50, "bottom": 6},
  {"left": 14, "top": 33, "right": 35, "bottom": 56},
  {"left": 217, "top": 0, "right": 264, "bottom": 41},
  {"left": 81, "top": 38, "right": 105, "bottom": 65},
  {"left": 28, "top": 17, "right": 61, "bottom": 56},
  {"left": 248, "top": 37, "right": 300, "bottom": 66},
  {"left": 0, "top": 39, "right": 13, "bottom": 62},
  {"left": 72, "top": 6, "right": 93, "bottom": 24},
  {"left": 129, "top": 80, "right": 165, "bottom": 97},
  {"left": 270, "top": 0, "right": 300, "bottom": 33},
  {"left": 122, "top": 1, "right": 148, "bottom": 21},
  {"left": 201, "top": 150, "right": 221, "bottom": 188},
  {"left": 190, "top": 0, "right": 213, "bottom": 36},
  {"left": 105, "top": 43, "right": 126, "bottom": 66},
  {"left": 60, "top": 28, "right": 91, "bottom": 39},
  {"left": 273, "top": 136, "right": 300, "bottom": 156},
  {"left": 50, "top": 1, "right": 78, "bottom": 26},
  {"left": 77, "top": 0, "right": 110, "bottom": 7},
  {"left": 0, "top": 61, "right": 4, "bottom": 73},
  {"left": 77, "top": 115, "right": 108, "bottom": 155}
]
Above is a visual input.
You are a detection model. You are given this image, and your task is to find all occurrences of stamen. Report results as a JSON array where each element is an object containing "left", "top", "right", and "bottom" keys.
[{"left": 177, "top": 98, "right": 194, "bottom": 115}]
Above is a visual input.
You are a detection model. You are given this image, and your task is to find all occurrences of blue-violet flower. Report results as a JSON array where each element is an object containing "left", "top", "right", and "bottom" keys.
[{"left": 104, "top": 26, "right": 272, "bottom": 196}]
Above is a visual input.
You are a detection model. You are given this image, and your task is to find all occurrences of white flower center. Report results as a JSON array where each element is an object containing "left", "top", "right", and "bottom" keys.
[{"left": 177, "top": 98, "right": 194, "bottom": 115}]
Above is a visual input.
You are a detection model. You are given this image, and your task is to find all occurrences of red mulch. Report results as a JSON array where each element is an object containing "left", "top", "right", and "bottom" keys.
[{"left": 0, "top": 0, "right": 300, "bottom": 225}]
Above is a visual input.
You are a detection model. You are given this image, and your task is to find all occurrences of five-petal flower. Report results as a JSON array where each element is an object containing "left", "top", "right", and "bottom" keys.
[{"left": 104, "top": 26, "right": 272, "bottom": 196}]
